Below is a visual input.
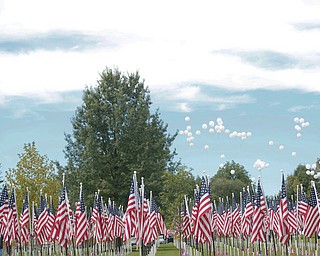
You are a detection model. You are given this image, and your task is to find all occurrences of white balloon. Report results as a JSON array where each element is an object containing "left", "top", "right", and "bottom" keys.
[
  {"left": 187, "top": 125, "right": 192, "bottom": 131},
  {"left": 209, "top": 128, "right": 214, "bottom": 134},
  {"left": 185, "top": 116, "right": 190, "bottom": 122},
  {"left": 241, "top": 132, "right": 246, "bottom": 137},
  {"left": 204, "top": 145, "right": 209, "bottom": 150},
  {"left": 202, "top": 124, "right": 208, "bottom": 129},
  {"left": 229, "top": 134, "right": 235, "bottom": 138},
  {"left": 187, "top": 132, "right": 193, "bottom": 137},
  {"left": 268, "top": 140, "right": 274, "bottom": 146},
  {"left": 216, "top": 129, "right": 222, "bottom": 134},
  {"left": 219, "top": 164, "right": 224, "bottom": 168},
  {"left": 189, "top": 143, "right": 194, "bottom": 147},
  {"left": 217, "top": 117, "right": 223, "bottom": 124},
  {"left": 209, "top": 121, "right": 215, "bottom": 127},
  {"left": 294, "top": 125, "right": 301, "bottom": 131},
  {"left": 247, "top": 132, "right": 252, "bottom": 137},
  {"left": 237, "top": 132, "right": 242, "bottom": 138},
  {"left": 311, "top": 170, "right": 315, "bottom": 176},
  {"left": 291, "top": 152, "right": 297, "bottom": 157},
  {"left": 196, "top": 130, "right": 201, "bottom": 135},
  {"left": 265, "top": 163, "right": 269, "bottom": 168},
  {"left": 230, "top": 169, "right": 235, "bottom": 175},
  {"left": 241, "top": 136, "right": 246, "bottom": 140},
  {"left": 220, "top": 154, "right": 225, "bottom": 159},
  {"left": 299, "top": 118, "right": 305, "bottom": 124},
  {"left": 294, "top": 117, "right": 300, "bottom": 123},
  {"left": 305, "top": 121, "right": 310, "bottom": 127},
  {"left": 306, "top": 164, "right": 311, "bottom": 169},
  {"left": 296, "top": 133, "right": 302, "bottom": 138},
  {"left": 225, "top": 129, "right": 230, "bottom": 134},
  {"left": 279, "top": 145, "right": 284, "bottom": 150},
  {"left": 306, "top": 170, "right": 311, "bottom": 175},
  {"left": 179, "top": 130, "right": 184, "bottom": 135},
  {"left": 312, "top": 164, "right": 316, "bottom": 169},
  {"left": 184, "top": 130, "right": 188, "bottom": 134},
  {"left": 314, "top": 174, "right": 318, "bottom": 179},
  {"left": 189, "top": 136, "right": 194, "bottom": 141}
]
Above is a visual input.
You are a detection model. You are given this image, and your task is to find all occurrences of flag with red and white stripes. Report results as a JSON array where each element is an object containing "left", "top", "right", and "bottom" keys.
[
  {"left": 3, "top": 189, "right": 19, "bottom": 244},
  {"left": 251, "top": 179, "right": 266, "bottom": 243},
  {"left": 278, "top": 173, "right": 290, "bottom": 244},
  {"left": 303, "top": 183, "right": 320, "bottom": 238},
  {"left": 75, "top": 184, "right": 88, "bottom": 246},
  {"left": 19, "top": 190, "right": 30, "bottom": 244}
]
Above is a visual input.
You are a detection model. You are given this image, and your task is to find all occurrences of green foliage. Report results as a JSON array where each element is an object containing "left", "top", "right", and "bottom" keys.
[
  {"left": 159, "top": 166, "right": 196, "bottom": 228},
  {"left": 210, "top": 160, "right": 251, "bottom": 202},
  {"left": 64, "top": 67, "right": 177, "bottom": 207},
  {"left": 286, "top": 161, "right": 320, "bottom": 199},
  {"left": 5, "top": 142, "right": 60, "bottom": 211}
]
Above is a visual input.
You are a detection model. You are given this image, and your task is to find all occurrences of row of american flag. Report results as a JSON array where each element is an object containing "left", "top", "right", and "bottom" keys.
[
  {"left": 181, "top": 173, "right": 320, "bottom": 250},
  {"left": 0, "top": 172, "right": 167, "bottom": 251}
]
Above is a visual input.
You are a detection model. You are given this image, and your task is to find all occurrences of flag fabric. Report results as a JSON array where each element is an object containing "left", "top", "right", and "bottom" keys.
[
  {"left": 19, "top": 191, "right": 30, "bottom": 244},
  {"left": 3, "top": 189, "right": 19, "bottom": 244},
  {"left": 92, "top": 193, "right": 102, "bottom": 243},
  {"left": 231, "top": 194, "right": 241, "bottom": 237},
  {"left": 123, "top": 179, "right": 137, "bottom": 242},
  {"left": 251, "top": 179, "right": 266, "bottom": 243},
  {"left": 194, "top": 176, "right": 212, "bottom": 244},
  {"left": 56, "top": 186, "right": 70, "bottom": 247},
  {"left": 75, "top": 185, "right": 88, "bottom": 246},
  {"left": 241, "top": 189, "right": 253, "bottom": 238},
  {"left": 0, "top": 185, "right": 9, "bottom": 235},
  {"left": 298, "top": 187, "right": 309, "bottom": 231},
  {"left": 303, "top": 183, "right": 320, "bottom": 238},
  {"left": 222, "top": 198, "right": 231, "bottom": 237},
  {"left": 36, "top": 194, "right": 49, "bottom": 244},
  {"left": 278, "top": 173, "right": 290, "bottom": 244}
]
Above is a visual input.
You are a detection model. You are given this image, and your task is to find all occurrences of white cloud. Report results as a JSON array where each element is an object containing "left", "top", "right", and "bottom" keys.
[
  {"left": 288, "top": 104, "right": 320, "bottom": 112},
  {"left": 176, "top": 103, "right": 192, "bottom": 112},
  {"left": 1, "top": 0, "right": 320, "bottom": 101}
]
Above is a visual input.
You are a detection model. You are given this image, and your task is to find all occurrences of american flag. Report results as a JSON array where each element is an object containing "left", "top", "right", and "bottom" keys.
[
  {"left": 241, "top": 188, "right": 252, "bottom": 238},
  {"left": 195, "top": 176, "right": 212, "bottom": 243},
  {"left": 75, "top": 185, "right": 88, "bottom": 246},
  {"left": 303, "top": 183, "right": 320, "bottom": 238},
  {"left": 48, "top": 198, "right": 57, "bottom": 242},
  {"left": 36, "top": 194, "right": 49, "bottom": 243},
  {"left": 231, "top": 194, "right": 241, "bottom": 237},
  {"left": 222, "top": 197, "right": 231, "bottom": 237},
  {"left": 92, "top": 193, "right": 102, "bottom": 243},
  {"left": 191, "top": 188, "right": 199, "bottom": 237},
  {"left": 56, "top": 186, "right": 70, "bottom": 247},
  {"left": 278, "top": 173, "right": 290, "bottom": 244},
  {"left": 19, "top": 190, "right": 30, "bottom": 244},
  {"left": 287, "top": 199, "right": 298, "bottom": 234},
  {"left": 3, "top": 189, "right": 19, "bottom": 244},
  {"left": 251, "top": 179, "right": 266, "bottom": 243},
  {"left": 298, "top": 186, "right": 309, "bottom": 231},
  {"left": 0, "top": 185, "right": 9, "bottom": 235},
  {"left": 182, "top": 197, "right": 191, "bottom": 239},
  {"left": 123, "top": 179, "right": 137, "bottom": 242}
]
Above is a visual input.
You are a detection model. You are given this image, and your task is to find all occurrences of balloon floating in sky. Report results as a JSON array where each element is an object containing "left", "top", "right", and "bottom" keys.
[
  {"left": 196, "top": 130, "right": 201, "bottom": 135},
  {"left": 187, "top": 125, "right": 192, "bottom": 131},
  {"left": 279, "top": 145, "right": 284, "bottom": 151},
  {"left": 204, "top": 145, "right": 209, "bottom": 150},
  {"left": 269, "top": 140, "right": 274, "bottom": 146},
  {"left": 291, "top": 151, "right": 297, "bottom": 157},
  {"left": 185, "top": 116, "right": 190, "bottom": 122},
  {"left": 209, "top": 128, "right": 214, "bottom": 134},
  {"left": 202, "top": 124, "right": 208, "bottom": 129},
  {"left": 220, "top": 154, "right": 225, "bottom": 159},
  {"left": 293, "top": 117, "right": 310, "bottom": 138},
  {"left": 253, "top": 159, "right": 269, "bottom": 170},
  {"left": 189, "top": 143, "right": 194, "bottom": 147},
  {"left": 209, "top": 121, "right": 215, "bottom": 127}
]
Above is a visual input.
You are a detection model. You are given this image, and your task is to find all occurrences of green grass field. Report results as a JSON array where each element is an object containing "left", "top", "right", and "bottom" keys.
[{"left": 127, "top": 243, "right": 179, "bottom": 256}]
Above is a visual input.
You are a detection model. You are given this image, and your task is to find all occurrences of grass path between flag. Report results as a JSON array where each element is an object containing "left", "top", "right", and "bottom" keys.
[{"left": 127, "top": 243, "right": 179, "bottom": 256}]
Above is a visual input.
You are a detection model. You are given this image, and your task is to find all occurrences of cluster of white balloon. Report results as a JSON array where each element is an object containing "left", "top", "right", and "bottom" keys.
[
  {"left": 179, "top": 116, "right": 252, "bottom": 150},
  {"left": 293, "top": 117, "right": 310, "bottom": 138},
  {"left": 305, "top": 163, "right": 319, "bottom": 179},
  {"left": 253, "top": 158, "right": 269, "bottom": 171}
]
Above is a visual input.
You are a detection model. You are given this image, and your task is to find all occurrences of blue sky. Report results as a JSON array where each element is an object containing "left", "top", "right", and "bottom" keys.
[{"left": 1, "top": 0, "right": 320, "bottom": 195}]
